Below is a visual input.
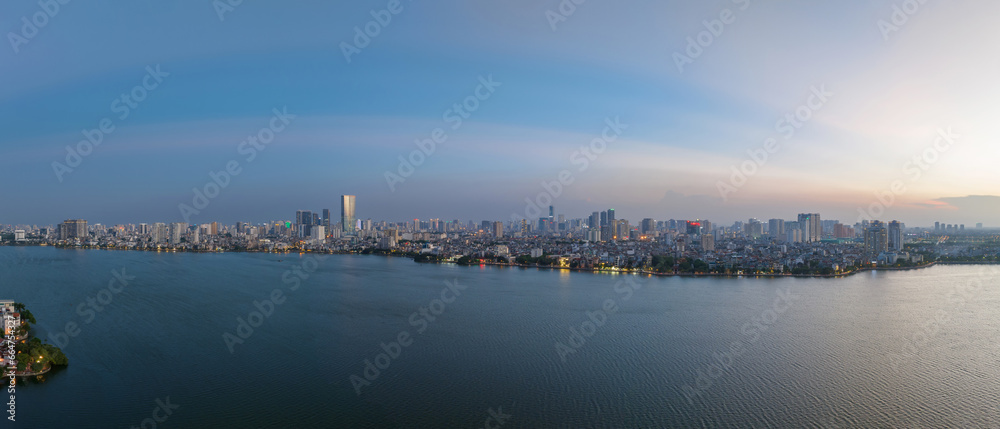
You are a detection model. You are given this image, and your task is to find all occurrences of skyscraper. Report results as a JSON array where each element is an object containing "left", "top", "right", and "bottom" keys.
[
  {"left": 745, "top": 219, "right": 763, "bottom": 239},
  {"left": 864, "top": 221, "right": 888, "bottom": 260},
  {"left": 169, "top": 222, "right": 187, "bottom": 245},
  {"left": 641, "top": 218, "right": 656, "bottom": 234},
  {"left": 768, "top": 219, "right": 785, "bottom": 238},
  {"left": 797, "top": 213, "right": 821, "bottom": 242},
  {"left": 322, "top": 209, "right": 331, "bottom": 229},
  {"left": 600, "top": 211, "right": 607, "bottom": 227},
  {"left": 152, "top": 222, "right": 168, "bottom": 243},
  {"left": 59, "top": 219, "right": 88, "bottom": 240},
  {"left": 295, "top": 210, "right": 312, "bottom": 238},
  {"left": 888, "top": 220, "right": 903, "bottom": 252},
  {"left": 701, "top": 234, "right": 715, "bottom": 252},
  {"left": 341, "top": 195, "right": 356, "bottom": 236},
  {"left": 590, "top": 212, "right": 600, "bottom": 229}
]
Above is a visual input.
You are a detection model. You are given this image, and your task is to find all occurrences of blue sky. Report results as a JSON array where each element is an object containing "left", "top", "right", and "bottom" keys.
[{"left": 2, "top": 0, "right": 998, "bottom": 226}]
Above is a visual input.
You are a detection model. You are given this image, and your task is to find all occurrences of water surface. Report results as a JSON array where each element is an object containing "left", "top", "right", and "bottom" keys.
[{"left": 3, "top": 247, "right": 999, "bottom": 428}]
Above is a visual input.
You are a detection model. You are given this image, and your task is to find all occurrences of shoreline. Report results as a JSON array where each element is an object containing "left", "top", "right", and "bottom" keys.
[
  {"left": 424, "top": 260, "right": 941, "bottom": 279},
  {"left": 8, "top": 244, "right": 993, "bottom": 280}
]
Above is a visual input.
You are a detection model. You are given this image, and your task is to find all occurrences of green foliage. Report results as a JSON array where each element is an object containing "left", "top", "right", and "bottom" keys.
[
  {"left": 514, "top": 255, "right": 556, "bottom": 266},
  {"left": 17, "top": 337, "right": 68, "bottom": 371},
  {"left": 20, "top": 309, "right": 36, "bottom": 324},
  {"left": 413, "top": 254, "right": 441, "bottom": 263},
  {"left": 650, "top": 255, "right": 676, "bottom": 273}
]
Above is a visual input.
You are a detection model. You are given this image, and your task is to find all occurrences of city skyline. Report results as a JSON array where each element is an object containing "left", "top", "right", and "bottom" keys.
[
  {"left": 4, "top": 3, "right": 1000, "bottom": 427},
  {"left": 6, "top": 205, "right": 991, "bottom": 232},
  {"left": 2, "top": 2, "right": 999, "bottom": 226}
]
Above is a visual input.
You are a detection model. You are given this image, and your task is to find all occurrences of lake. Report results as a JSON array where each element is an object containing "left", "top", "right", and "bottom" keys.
[{"left": 3, "top": 246, "right": 999, "bottom": 428}]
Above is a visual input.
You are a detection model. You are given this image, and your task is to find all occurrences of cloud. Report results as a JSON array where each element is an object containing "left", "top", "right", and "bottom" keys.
[{"left": 933, "top": 195, "right": 1000, "bottom": 215}]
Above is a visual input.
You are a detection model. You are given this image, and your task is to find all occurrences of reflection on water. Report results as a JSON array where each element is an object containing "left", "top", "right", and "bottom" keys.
[{"left": 2, "top": 247, "right": 999, "bottom": 428}]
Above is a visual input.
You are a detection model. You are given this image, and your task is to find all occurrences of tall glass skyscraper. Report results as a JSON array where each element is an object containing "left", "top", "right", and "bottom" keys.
[{"left": 341, "top": 195, "right": 356, "bottom": 235}]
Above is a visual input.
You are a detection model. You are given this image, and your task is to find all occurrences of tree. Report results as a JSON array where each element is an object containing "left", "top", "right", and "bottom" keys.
[{"left": 19, "top": 309, "right": 36, "bottom": 324}]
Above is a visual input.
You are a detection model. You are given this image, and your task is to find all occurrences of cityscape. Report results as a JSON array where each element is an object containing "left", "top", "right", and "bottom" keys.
[
  {"left": 4, "top": 1, "right": 1000, "bottom": 427},
  {"left": 3, "top": 195, "right": 996, "bottom": 276}
]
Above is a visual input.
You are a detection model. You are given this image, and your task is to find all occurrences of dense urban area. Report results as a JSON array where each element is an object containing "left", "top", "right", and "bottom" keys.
[
  {"left": 3, "top": 197, "right": 997, "bottom": 276},
  {"left": 0, "top": 195, "right": 1000, "bottom": 275}
]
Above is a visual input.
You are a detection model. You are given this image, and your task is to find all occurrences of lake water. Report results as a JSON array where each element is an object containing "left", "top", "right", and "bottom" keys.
[{"left": 3, "top": 246, "right": 999, "bottom": 428}]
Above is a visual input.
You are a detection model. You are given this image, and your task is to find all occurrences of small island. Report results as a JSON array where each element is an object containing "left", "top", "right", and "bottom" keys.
[{"left": 1, "top": 301, "right": 68, "bottom": 378}]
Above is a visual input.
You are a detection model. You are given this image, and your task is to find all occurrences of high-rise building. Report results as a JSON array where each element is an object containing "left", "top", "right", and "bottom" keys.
[
  {"left": 607, "top": 209, "right": 615, "bottom": 224},
  {"left": 977, "top": 223, "right": 984, "bottom": 229},
  {"left": 341, "top": 195, "right": 356, "bottom": 236},
  {"left": 322, "top": 209, "right": 331, "bottom": 229},
  {"left": 548, "top": 206, "right": 554, "bottom": 221},
  {"left": 745, "top": 219, "right": 763, "bottom": 239},
  {"left": 152, "top": 222, "right": 168, "bottom": 243},
  {"left": 617, "top": 219, "right": 630, "bottom": 240},
  {"left": 833, "top": 223, "right": 854, "bottom": 239},
  {"left": 888, "top": 220, "right": 903, "bottom": 251},
  {"left": 641, "top": 218, "right": 656, "bottom": 234},
  {"left": 169, "top": 222, "right": 187, "bottom": 245},
  {"left": 934, "top": 221, "right": 940, "bottom": 232},
  {"left": 59, "top": 219, "right": 88, "bottom": 240},
  {"left": 310, "top": 225, "right": 326, "bottom": 243},
  {"left": 295, "top": 210, "right": 313, "bottom": 238},
  {"left": 492, "top": 221, "right": 503, "bottom": 239},
  {"left": 590, "top": 212, "right": 600, "bottom": 229},
  {"left": 768, "top": 219, "right": 785, "bottom": 238},
  {"left": 797, "top": 213, "right": 821, "bottom": 242},
  {"left": 701, "top": 234, "right": 715, "bottom": 252},
  {"left": 600, "top": 211, "right": 608, "bottom": 227},
  {"left": 686, "top": 221, "right": 703, "bottom": 236},
  {"left": 295, "top": 210, "right": 311, "bottom": 225},
  {"left": 864, "top": 221, "right": 888, "bottom": 260}
]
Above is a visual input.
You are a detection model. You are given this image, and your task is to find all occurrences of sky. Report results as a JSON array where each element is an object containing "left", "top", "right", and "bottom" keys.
[{"left": 2, "top": 0, "right": 999, "bottom": 227}]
